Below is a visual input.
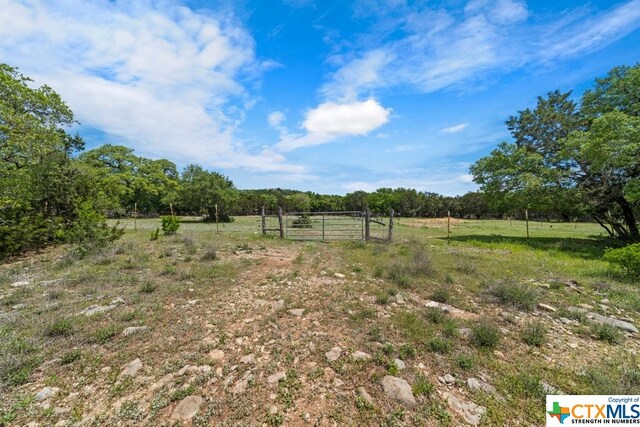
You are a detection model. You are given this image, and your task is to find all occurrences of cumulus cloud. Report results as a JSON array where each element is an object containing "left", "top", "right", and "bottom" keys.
[
  {"left": 441, "top": 123, "right": 469, "bottom": 134},
  {"left": 276, "top": 99, "right": 392, "bottom": 151},
  {"left": 0, "top": 0, "right": 301, "bottom": 174},
  {"left": 268, "top": 111, "right": 286, "bottom": 129}
]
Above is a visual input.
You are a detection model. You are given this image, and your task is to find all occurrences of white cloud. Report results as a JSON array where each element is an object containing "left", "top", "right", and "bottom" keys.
[
  {"left": 268, "top": 111, "right": 286, "bottom": 128},
  {"left": 441, "top": 123, "right": 469, "bottom": 134},
  {"left": 0, "top": 0, "right": 301, "bottom": 174},
  {"left": 275, "top": 99, "right": 392, "bottom": 152}
]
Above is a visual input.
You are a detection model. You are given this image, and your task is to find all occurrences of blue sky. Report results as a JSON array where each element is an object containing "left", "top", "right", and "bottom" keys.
[{"left": 1, "top": 0, "right": 640, "bottom": 195}]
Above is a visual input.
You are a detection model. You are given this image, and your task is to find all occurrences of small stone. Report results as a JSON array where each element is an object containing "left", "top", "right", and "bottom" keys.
[
  {"left": 358, "top": 387, "right": 374, "bottom": 406},
  {"left": 269, "top": 405, "right": 278, "bottom": 415},
  {"left": 601, "top": 298, "right": 610, "bottom": 304},
  {"left": 12, "top": 304, "right": 26, "bottom": 310},
  {"left": 288, "top": 308, "right": 304, "bottom": 317},
  {"left": 351, "top": 351, "right": 371, "bottom": 361},
  {"left": 394, "top": 359, "right": 406, "bottom": 370},
  {"left": 333, "top": 378, "right": 344, "bottom": 387},
  {"left": 187, "top": 299, "right": 198, "bottom": 305},
  {"left": 325, "top": 346, "right": 342, "bottom": 362},
  {"left": 568, "top": 342, "right": 579, "bottom": 349},
  {"left": 444, "top": 374, "right": 455, "bottom": 384},
  {"left": 171, "top": 396, "right": 203, "bottom": 420},
  {"left": 11, "top": 281, "right": 30, "bottom": 288},
  {"left": 268, "top": 371, "right": 286, "bottom": 384},
  {"left": 53, "top": 407, "right": 70, "bottom": 415},
  {"left": 240, "top": 354, "right": 255, "bottom": 364},
  {"left": 35, "top": 386, "right": 59, "bottom": 401},
  {"left": 458, "top": 328, "right": 472, "bottom": 338},
  {"left": 209, "top": 350, "right": 225, "bottom": 361},
  {"left": 493, "top": 350, "right": 505, "bottom": 359},
  {"left": 577, "top": 303, "right": 594, "bottom": 310},
  {"left": 538, "top": 303, "right": 556, "bottom": 312},
  {"left": 273, "top": 300, "right": 285, "bottom": 311},
  {"left": 122, "top": 326, "right": 148, "bottom": 336},
  {"left": 467, "top": 377, "right": 496, "bottom": 394},
  {"left": 303, "top": 413, "right": 311, "bottom": 421},
  {"left": 380, "top": 376, "right": 416, "bottom": 408},
  {"left": 119, "top": 358, "right": 142, "bottom": 378},
  {"left": 334, "top": 273, "right": 345, "bottom": 279},
  {"left": 111, "top": 297, "right": 125, "bottom": 305},
  {"left": 396, "top": 294, "right": 405, "bottom": 304}
]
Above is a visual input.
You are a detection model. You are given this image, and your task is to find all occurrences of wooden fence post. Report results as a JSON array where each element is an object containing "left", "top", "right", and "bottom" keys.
[
  {"left": 388, "top": 209, "right": 394, "bottom": 242},
  {"left": 134, "top": 202, "right": 137, "bottom": 230},
  {"left": 322, "top": 213, "right": 325, "bottom": 241},
  {"left": 278, "top": 207, "right": 284, "bottom": 239},
  {"left": 447, "top": 210, "right": 451, "bottom": 244},
  {"left": 261, "top": 206, "right": 266, "bottom": 236},
  {"left": 525, "top": 209, "right": 530, "bottom": 240},
  {"left": 215, "top": 204, "right": 219, "bottom": 233},
  {"left": 364, "top": 209, "right": 371, "bottom": 241}
]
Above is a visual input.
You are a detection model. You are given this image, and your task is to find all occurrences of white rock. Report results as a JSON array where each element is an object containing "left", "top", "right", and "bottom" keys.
[
  {"left": 443, "top": 392, "right": 486, "bottom": 426},
  {"left": 358, "top": 387, "right": 374, "bottom": 406},
  {"left": 334, "top": 273, "right": 345, "bottom": 279},
  {"left": 267, "top": 371, "right": 286, "bottom": 385},
  {"left": 118, "top": 358, "right": 142, "bottom": 378},
  {"left": 171, "top": 396, "right": 203, "bottom": 420},
  {"left": 209, "top": 350, "right": 225, "bottom": 361},
  {"left": 240, "top": 354, "right": 255, "bottom": 364},
  {"left": 394, "top": 359, "right": 406, "bottom": 370},
  {"left": 325, "top": 346, "right": 342, "bottom": 362},
  {"left": 10, "top": 281, "right": 30, "bottom": 288},
  {"left": 35, "top": 386, "right": 59, "bottom": 401},
  {"left": 537, "top": 303, "right": 556, "bottom": 312},
  {"left": 444, "top": 374, "right": 455, "bottom": 384},
  {"left": 351, "top": 351, "right": 371, "bottom": 361},
  {"left": 122, "top": 326, "right": 148, "bottom": 336},
  {"left": 380, "top": 376, "right": 416, "bottom": 408},
  {"left": 288, "top": 308, "right": 304, "bottom": 317}
]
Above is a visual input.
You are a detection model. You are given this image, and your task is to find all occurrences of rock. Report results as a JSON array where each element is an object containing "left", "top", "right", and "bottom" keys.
[
  {"left": 601, "top": 298, "right": 610, "bottom": 304},
  {"left": 240, "top": 354, "right": 255, "bottom": 364},
  {"left": 273, "top": 300, "right": 285, "bottom": 311},
  {"left": 170, "top": 396, "right": 203, "bottom": 420},
  {"left": 288, "top": 308, "right": 304, "bottom": 317},
  {"left": 424, "top": 300, "right": 478, "bottom": 320},
  {"left": 351, "top": 351, "right": 371, "bottom": 361},
  {"left": 269, "top": 405, "right": 278, "bottom": 415},
  {"left": 35, "top": 386, "right": 59, "bottom": 401},
  {"left": 334, "top": 273, "right": 345, "bottom": 279},
  {"left": 458, "top": 328, "right": 472, "bottom": 339},
  {"left": 233, "top": 373, "right": 254, "bottom": 394},
  {"left": 11, "top": 281, "right": 30, "bottom": 288},
  {"left": 358, "top": 387, "right": 374, "bottom": 406},
  {"left": 577, "top": 303, "right": 594, "bottom": 310},
  {"left": 568, "top": 342, "right": 579, "bottom": 349},
  {"left": 187, "top": 299, "right": 198, "bottom": 305},
  {"left": 381, "top": 376, "right": 416, "bottom": 409},
  {"left": 443, "top": 392, "right": 486, "bottom": 426},
  {"left": 81, "top": 303, "right": 119, "bottom": 316},
  {"left": 268, "top": 371, "right": 286, "bottom": 385},
  {"left": 538, "top": 303, "right": 556, "bottom": 312},
  {"left": 394, "top": 358, "right": 406, "bottom": 370},
  {"left": 53, "top": 407, "right": 70, "bottom": 415},
  {"left": 325, "top": 346, "right": 342, "bottom": 362},
  {"left": 122, "top": 326, "right": 148, "bottom": 336},
  {"left": 12, "top": 304, "right": 26, "bottom": 310},
  {"left": 444, "top": 374, "right": 455, "bottom": 384},
  {"left": 119, "top": 358, "right": 142, "bottom": 378},
  {"left": 541, "top": 381, "right": 562, "bottom": 395},
  {"left": 333, "top": 378, "right": 344, "bottom": 387},
  {"left": 467, "top": 378, "right": 496, "bottom": 394},
  {"left": 589, "top": 312, "right": 638, "bottom": 334},
  {"left": 111, "top": 297, "right": 125, "bottom": 305},
  {"left": 396, "top": 294, "right": 405, "bottom": 304},
  {"left": 209, "top": 350, "right": 225, "bottom": 361}
]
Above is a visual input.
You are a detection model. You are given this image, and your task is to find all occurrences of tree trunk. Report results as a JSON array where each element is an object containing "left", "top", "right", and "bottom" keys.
[{"left": 616, "top": 196, "right": 640, "bottom": 239}]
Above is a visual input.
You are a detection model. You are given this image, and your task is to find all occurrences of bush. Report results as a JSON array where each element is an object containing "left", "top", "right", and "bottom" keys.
[
  {"left": 455, "top": 354, "right": 475, "bottom": 371},
  {"left": 521, "top": 321, "right": 547, "bottom": 346},
  {"left": 427, "top": 337, "right": 452, "bottom": 354},
  {"left": 150, "top": 228, "right": 160, "bottom": 241},
  {"left": 430, "top": 286, "right": 451, "bottom": 303},
  {"left": 413, "top": 372, "right": 434, "bottom": 396},
  {"left": 592, "top": 323, "right": 623, "bottom": 344},
  {"left": 201, "top": 245, "right": 217, "bottom": 261},
  {"left": 45, "top": 318, "right": 74, "bottom": 337},
  {"left": 291, "top": 215, "right": 313, "bottom": 228},
  {"left": 604, "top": 243, "right": 640, "bottom": 276},
  {"left": 161, "top": 216, "right": 180, "bottom": 235},
  {"left": 488, "top": 280, "right": 538, "bottom": 311},
  {"left": 471, "top": 321, "right": 501, "bottom": 349}
]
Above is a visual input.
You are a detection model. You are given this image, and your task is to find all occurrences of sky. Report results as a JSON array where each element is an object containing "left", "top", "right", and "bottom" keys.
[{"left": 1, "top": 0, "right": 640, "bottom": 195}]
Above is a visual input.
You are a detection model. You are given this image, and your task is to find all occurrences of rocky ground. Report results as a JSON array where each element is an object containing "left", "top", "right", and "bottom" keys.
[{"left": 1, "top": 220, "right": 639, "bottom": 426}]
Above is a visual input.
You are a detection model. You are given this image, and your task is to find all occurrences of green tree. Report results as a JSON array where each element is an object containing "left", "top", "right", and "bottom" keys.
[{"left": 178, "top": 164, "right": 238, "bottom": 222}]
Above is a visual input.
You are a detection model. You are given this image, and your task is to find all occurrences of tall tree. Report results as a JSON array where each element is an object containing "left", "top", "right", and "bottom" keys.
[{"left": 178, "top": 164, "right": 238, "bottom": 222}]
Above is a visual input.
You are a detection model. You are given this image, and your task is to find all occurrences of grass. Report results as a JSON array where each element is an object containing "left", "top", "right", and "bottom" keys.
[
  {"left": 591, "top": 322, "right": 624, "bottom": 344},
  {"left": 470, "top": 321, "right": 501, "bottom": 349},
  {"left": 521, "top": 321, "right": 547, "bottom": 346},
  {"left": 430, "top": 286, "right": 451, "bottom": 303},
  {"left": 45, "top": 318, "right": 74, "bottom": 337},
  {"left": 487, "top": 280, "right": 538, "bottom": 311}
]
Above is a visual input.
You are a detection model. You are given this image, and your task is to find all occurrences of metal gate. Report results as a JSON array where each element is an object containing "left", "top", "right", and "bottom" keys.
[{"left": 284, "top": 211, "right": 364, "bottom": 241}]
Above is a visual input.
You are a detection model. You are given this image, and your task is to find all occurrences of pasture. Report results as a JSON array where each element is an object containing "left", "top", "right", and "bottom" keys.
[{"left": 0, "top": 218, "right": 638, "bottom": 426}]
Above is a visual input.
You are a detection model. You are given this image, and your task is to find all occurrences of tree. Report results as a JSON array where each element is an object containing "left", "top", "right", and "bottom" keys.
[
  {"left": 177, "top": 164, "right": 238, "bottom": 221},
  {"left": 471, "top": 64, "right": 640, "bottom": 238}
]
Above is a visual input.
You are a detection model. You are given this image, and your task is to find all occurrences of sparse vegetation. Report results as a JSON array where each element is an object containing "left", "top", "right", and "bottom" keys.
[
  {"left": 470, "top": 321, "right": 501, "bottom": 349},
  {"left": 521, "top": 321, "right": 547, "bottom": 346},
  {"left": 488, "top": 280, "right": 538, "bottom": 311}
]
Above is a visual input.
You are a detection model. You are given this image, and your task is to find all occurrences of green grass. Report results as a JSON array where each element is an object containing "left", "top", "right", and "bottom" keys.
[
  {"left": 470, "top": 321, "right": 501, "bottom": 349},
  {"left": 521, "top": 321, "right": 547, "bottom": 346},
  {"left": 487, "top": 280, "right": 538, "bottom": 311}
]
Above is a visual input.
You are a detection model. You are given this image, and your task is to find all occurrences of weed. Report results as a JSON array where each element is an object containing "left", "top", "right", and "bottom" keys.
[
  {"left": 411, "top": 247, "right": 435, "bottom": 276},
  {"left": 398, "top": 343, "right": 416, "bottom": 360},
  {"left": 591, "top": 323, "right": 623, "bottom": 344},
  {"left": 424, "top": 307, "right": 446, "bottom": 324},
  {"left": 505, "top": 373, "right": 545, "bottom": 400},
  {"left": 455, "top": 257, "right": 477, "bottom": 274},
  {"left": 140, "top": 280, "right": 157, "bottom": 294},
  {"left": 45, "top": 318, "right": 74, "bottom": 337},
  {"left": 182, "top": 237, "right": 197, "bottom": 254},
  {"left": 171, "top": 385, "right": 195, "bottom": 402},
  {"left": 521, "top": 321, "right": 547, "bottom": 346},
  {"left": 61, "top": 349, "right": 82, "bottom": 365},
  {"left": 471, "top": 321, "right": 501, "bottom": 349},
  {"left": 430, "top": 286, "right": 451, "bottom": 303},
  {"left": 488, "top": 280, "right": 538, "bottom": 311},
  {"left": 442, "top": 319, "right": 459, "bottom": 338},
  {"left": 427, "top": 337, "right": 452, "bottom": 354},
  {"left": 375, "top": 290, "right": 390, "bottom": 305},
  {"left": 413, "top": 372, "right": 434, "bottom": 396},
  {"left": 201, "top": 245, "right": 217, "bottom": 261},
  {"left": 455, "top": 354, "right": 475, "bottom": 371},
  {"left": 387, "top": 263, "right": 412, "bottom": 288},
  {"left": 387, "top": 360, "right": 399, "bottom": 375},
  {"left": 94, "top": 325, "right": 118, "bottom": 344}
]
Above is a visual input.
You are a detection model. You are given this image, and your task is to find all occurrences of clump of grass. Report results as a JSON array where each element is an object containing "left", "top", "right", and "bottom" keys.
[
  {"left": 0, "top": 326, "right": 40, "bottom": 386},
  {"left": 140, "top": 280, "right": 157, "bottom": 294},
  {"left": 399, "top": 343, "right": 416, "bottom": 360},
  {"left": 424, "top": 307, "right": 446, "bottom": 324},
  {"left": 411, "top": 248, "right": 435, "bottom": 277},
  {"left": 375, "top": 290, "right": 390, "bottom": 305},
  {"left": 201, "top": 245, "right": 217, "bottom": 261},
  {"left": 521, "top": 321, "right": 547, "bottom": 346},
  {"left": 182, "top": 237, "right": 197, "bottom": 255},
  {"left": 413, "top": 372, "right": 434, "bottom": 396},
  {"left": 94, "top": 325, "right": 118, "bottom": 344},
  {"left": 430, "top": 286, "right": 451, "bottom": 304},
  {"left": 45, "top": 318, "right": 74, "bottom": 337},
  {"left": 556, "top": 308, "right": 586, "bottom": 323},
  {"left": 583, "top": 356, "right": 640, "bottom": 394},
  {"left": 442, "top": 319, "right": 459, "bottom": 338},
  {"left": 387, "top": 263, "right": 412, "bottom": 288},
  {"left": 455, "top": 353, "right": 475, "bottom": 371},
  {"left": 505, "top": 373, "right": 545, "bottom": 400},
  {"left": 61, "top": 349, "right": 82, "bottom": 365},
  {"left": 455, "top": 257, "right": 477, "bottom": 274},
  {"left": 427, "top": 337, "right": 452, "bottom": 354},
  {"left": 488, "top": 280, "right": 538, "bottom": 311},
  {"left": 160, "top": 264, "right": 177, "bottom": 276},
  {"left": 471, "top": 321, "right": 500, "bottom": 349},
  {"left": 591, "top": 323, "right": 623, "bottom": 344},
  {"left": 46, "top": 290, "right": 64, "bottom": 301},
  {"left": 373, "top": 265, "right": 385, "bottom": 278},
  {"left": 171, "top": 385, "right": 195, "bottom": 402}
]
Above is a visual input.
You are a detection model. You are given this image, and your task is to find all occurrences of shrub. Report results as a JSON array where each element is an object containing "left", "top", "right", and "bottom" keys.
[
  {"left": 201, "top": 245, "right": 217, "bottom": 261},
  {"left": 521, "top": 321, "right": 547, "bottom": 346},
  {"left": 387, "top": 264, "right": 412, "bottom": 288},
  {"left": 399, "top": 343, "right": 416, "bottom": 359},
  {"left": 431, "top": 286, "right": 451, "bottom": 303},
  {"left": 604, "top": 243, "right": 640, "bottom": 276},
  {"left": 592, "top": 323, "right": 623, "bottom": 344},
  {"left": 291, "top": 215, "right": 313, "bottom": 228},
  {"left": 424, "top": 307, "right": 446, "bottom": 324},
  {"left": 94, "top": 326, "right": 118, "bottom": 344},
  {"left": 413, "top": 372, "right": 434, "bottom": 396},
  {"left": 140, "top": 280, "right": 157, "bottom": 294},
  {"left": 161, "top": 216, "right": 180, "bottom": 235},
  {"left": 45, "top": 318, "right": 74, "bottom": 337},
  {"left": 471, "top": 321, "right": 501, "bottom": 349},
  {"left": 411, "top": 248, "right": 435, "bottom": 276},
  {"left": 150, "top": 228, "right": 160, "bottom": 241},
  {"left": 455, "top": 354, "right": 475, "bottom": 371},
  {"left": 427, "top": 337, "right": 452, "bottom": 354},
  {"left": 488, "top": 280, "right": 538, "bottom": 311}
]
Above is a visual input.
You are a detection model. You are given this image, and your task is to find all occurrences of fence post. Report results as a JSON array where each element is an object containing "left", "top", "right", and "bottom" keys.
[
  {"left": 134, "top": 202, "right": 137, "bottom": 230},
  {"left": 447, "top": 210, "right": 451, "bottom": 244},
  {"left": 215, "top": 204, "right": 219, "bottom": 233},
  {"left": 322, "top": 213, "right": 325, "bottom": 240},
  {"left": 364, "top": 209, "right": 371, "bottom": 241},
  {"left": 388, "top": 209, "right": 394, "bottom": 241},
  {"left": 278, "top": 207, "right": 284, "bottom": 239},
  {"left": 261, "top": 206, "right": 266, "bottom": 236},
  {"left": 525, "top": 209, "right": 530, "bottom": 240}
]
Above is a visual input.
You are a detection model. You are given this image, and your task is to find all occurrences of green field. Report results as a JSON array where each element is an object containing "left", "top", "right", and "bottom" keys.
[{"left": 1, "top": 218, "right": 638, "bottom": 426}]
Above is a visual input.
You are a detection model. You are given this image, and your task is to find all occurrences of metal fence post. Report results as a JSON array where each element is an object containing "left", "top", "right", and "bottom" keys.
[
  {"left": 261, "top": 206, "right": 266, "bottom": 236},
  {"left": 364, "top": 209, "right": 371, "bottom": 241}
]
